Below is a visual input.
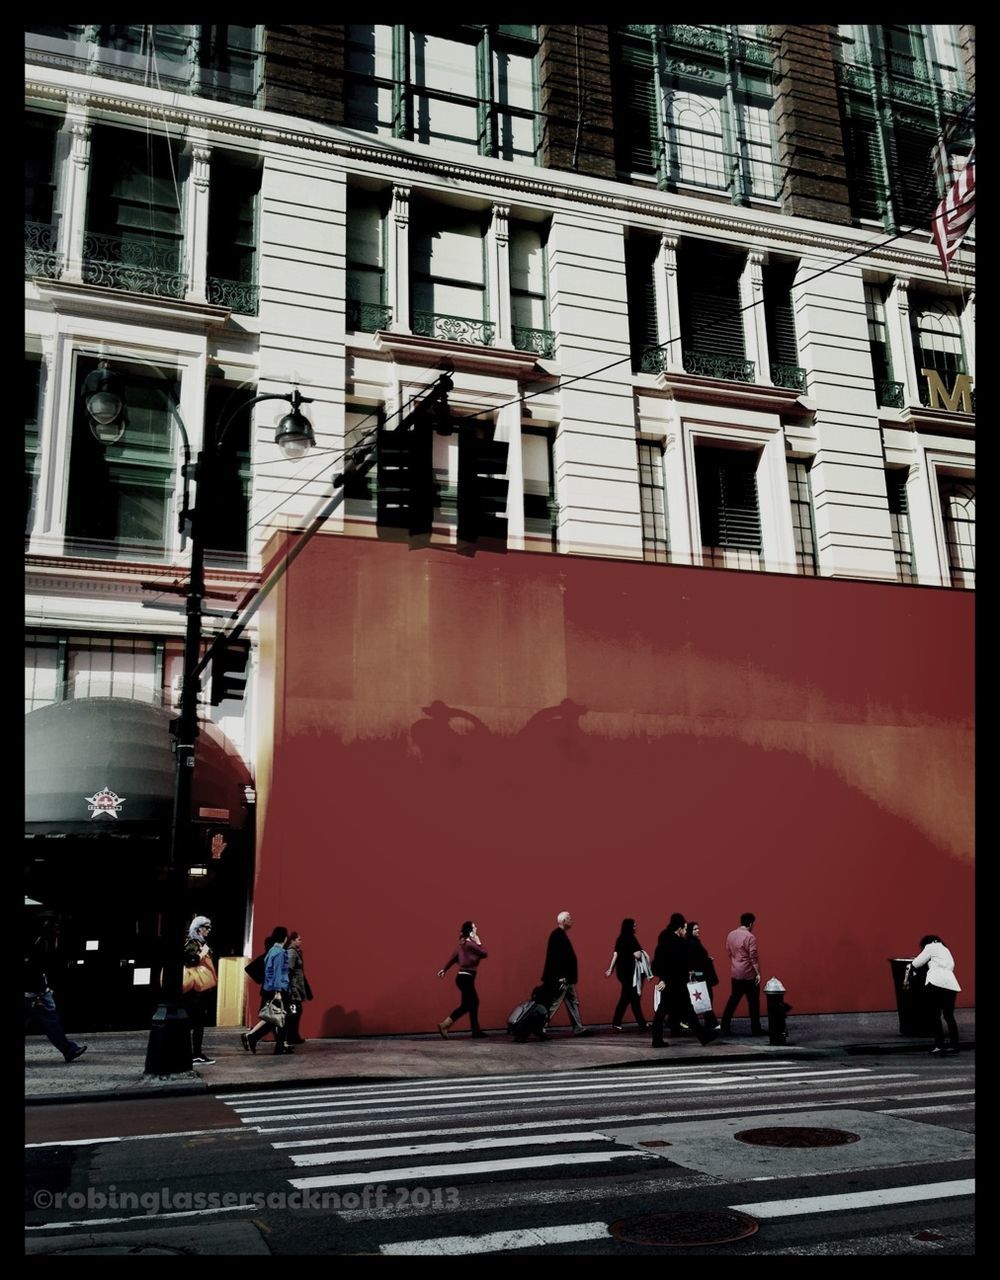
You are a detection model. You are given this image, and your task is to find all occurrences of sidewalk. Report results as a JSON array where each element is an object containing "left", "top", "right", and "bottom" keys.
[{"left": 24, "top": 1008, "right": 975, "bottom": 1106}]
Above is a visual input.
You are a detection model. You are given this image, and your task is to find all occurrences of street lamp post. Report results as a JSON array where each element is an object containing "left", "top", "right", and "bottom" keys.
[{"left": 82, "top": 366, "right": 315, "bottom": 1074}]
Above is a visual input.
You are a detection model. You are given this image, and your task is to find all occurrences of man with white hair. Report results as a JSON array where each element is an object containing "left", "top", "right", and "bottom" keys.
[{"left": 541, "top": 911, "right": 591, "bottom": 1036}]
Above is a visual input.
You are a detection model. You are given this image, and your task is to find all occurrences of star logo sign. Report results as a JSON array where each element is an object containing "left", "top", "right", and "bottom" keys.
[{"left": 86, "top": 787, "right": 125, "bottom": 819}]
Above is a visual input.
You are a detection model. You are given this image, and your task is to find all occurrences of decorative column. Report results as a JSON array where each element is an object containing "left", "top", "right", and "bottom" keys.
[
  {"left": 185, "top": 140, "right": 211, "bottom": 304},
  {"left": 487, "top": 204, "right": 513, "bottom": 348},
  {"left": 886, "top": 277, "right": 920, "bottom": 406},
  {"left": 740, "top": 249, "right": 772, "bottom": 384},
  {"left": 59, "top": 94, "right": 91, "bottom": 284},
  {"left": 653, "top": 234, "right": 683, "bottom": 372},
  {"left": 388, "top": 185, "right": 411, "bottom": 334}
]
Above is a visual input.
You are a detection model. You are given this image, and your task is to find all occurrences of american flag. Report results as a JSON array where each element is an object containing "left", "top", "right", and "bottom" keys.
[{"left": 930, "top": 101, "right": 976, "bottom": 275}]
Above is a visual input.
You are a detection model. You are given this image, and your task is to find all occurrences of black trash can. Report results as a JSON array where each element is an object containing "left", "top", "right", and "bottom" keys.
[{"left": 888, "top": 957, "right": 938, "bottom": 1037}]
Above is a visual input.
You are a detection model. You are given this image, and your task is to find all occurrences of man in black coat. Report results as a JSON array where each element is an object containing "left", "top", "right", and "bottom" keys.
[
  {"left": 650, "top": 912, "right": 716, "bottom": 1048},
  {"left": 542, "top": 911, "right": 591, "bottom": 1036}
]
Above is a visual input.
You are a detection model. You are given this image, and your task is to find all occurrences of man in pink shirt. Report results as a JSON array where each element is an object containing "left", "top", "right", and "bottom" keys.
[{"left": 719, "top": 912, "right": 763, "bottom": 1036}]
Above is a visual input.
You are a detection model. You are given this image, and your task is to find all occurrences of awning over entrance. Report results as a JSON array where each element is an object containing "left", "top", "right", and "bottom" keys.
[{"left": 25, "top": 697, "right": 252, "bottom": 834}]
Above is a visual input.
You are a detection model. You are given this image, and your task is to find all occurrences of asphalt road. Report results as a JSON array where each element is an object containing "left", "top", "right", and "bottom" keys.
[{"left": 25, "top": 1053, "right": 975, "bottom": 1255}]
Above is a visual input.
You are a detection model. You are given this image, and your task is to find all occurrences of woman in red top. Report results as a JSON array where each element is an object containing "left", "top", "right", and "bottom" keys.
[{"left": 436, "top": 921, "right": 488, "bottom": 1038}]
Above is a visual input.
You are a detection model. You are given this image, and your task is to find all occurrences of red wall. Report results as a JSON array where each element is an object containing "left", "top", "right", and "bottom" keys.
[{"left": 254, "top": 534, "right": 974, "bottom": 1035}]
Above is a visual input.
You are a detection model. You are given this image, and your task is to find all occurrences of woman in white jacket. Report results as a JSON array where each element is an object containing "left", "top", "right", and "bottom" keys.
[{"left": 909, "top": 934, "right": 962, "bottom": 1055}]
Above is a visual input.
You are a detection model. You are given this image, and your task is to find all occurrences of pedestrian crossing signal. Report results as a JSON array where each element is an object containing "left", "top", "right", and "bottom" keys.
[{"left": 209, "top": 636, "right": 251, "bottom": 705}]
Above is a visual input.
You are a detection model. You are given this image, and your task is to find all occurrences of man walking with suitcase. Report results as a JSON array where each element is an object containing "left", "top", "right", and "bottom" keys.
[{"left": 542, "top": 911, "right": 591, "bottom": 1036}]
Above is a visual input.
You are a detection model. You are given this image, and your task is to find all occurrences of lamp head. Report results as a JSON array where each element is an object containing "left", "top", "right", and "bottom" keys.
[
  {"left": 274, "top": 390, "right": 315, "bottom": 459},
  {"left": 82, "top": 365, "right": 126, "bottom": 444}
]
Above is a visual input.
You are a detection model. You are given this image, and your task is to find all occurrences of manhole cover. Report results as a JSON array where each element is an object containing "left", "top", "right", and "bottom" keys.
[
  {"left": 639, "top": 1140, "right": 672, "bottom": 1147},
  {"left": 734, "top": 1126, "right": 860, "bottom": 1148},
  {"left": 611, "top": 1210, "right": 759, "bottom": 1246}
]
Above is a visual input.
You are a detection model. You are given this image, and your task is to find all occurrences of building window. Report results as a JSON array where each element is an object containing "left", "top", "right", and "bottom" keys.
[
  {"left": 207, "top": 155, "right": 260, "bottom": 314},
  {"left": 24, "top": 25, "right": 262, "bottom": 107},
  {"left": 787, "top": 459, "right": 818, "bottom": 576},
  {"left": 26, "top": 356, "right": 43, "bottom": 534},
  {"left": 625, "top": 232, "right": 660, "bottom": 372},
  {"left": 637, "top": 442, "right": 668, "bottom": 563},
  {"left": 25, "top": 631, "right": 188, "bottom": 713},
  {"left": 679, "top": 242, "right": 752, "bottom": 382},
  {"left": 411, "top": 206, "right": 493, "bottom": 345},
  {"left": 345, "top": 25, "right": 540, "bottom": 162},
  {"left": 343, "top": 404, "right": 382, "bottom": 518},
  {"left": 85, "top": 126, "right": 185, "bottom": 299},
  {"left": 200, "top": 378, "right": 253, "bottom": 566},
  {"left": 865, "top": 282, "right": 902, "bottom": 406},
  {"left": 938, "top": 476, "right": 974, "bottom": 588},
  {"left": 910, "top": 294, "right": 967, "bottom": 379},
  {"left": 346, "top": 191, "right": 390, "bottom": 333},
  {"left": 836, "top": 25, "right": 973, "bottom": 232},
  {"left": 509, "top": 222, "right": 553, "bottom": 356},
  {"left": 886, "top": 469, "right": 915, "bottom": 584},
  {"left": 523, "top": 429, "right": 556, "bottom": 547},
  {"left": 763, "top": 261, "right": 804, "bottom": 390},
  {"left": 65, "top": 357, "right": 179, "bottom": 559},
  {"left": 613, "top": 25, "right": 778, "bottom": 203},
  {"left": 25, "top": 113, "right": 61, "bottom": 279},
  {"left": 695, "top": 444, "right": 762, "bottom": 570}
]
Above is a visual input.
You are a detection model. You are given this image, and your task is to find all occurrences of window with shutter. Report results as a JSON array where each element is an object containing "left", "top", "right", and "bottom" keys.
[
  {"left": 679, "top": 242, "right": 749, "bottom": 380},
  {"left": 625, "top": 234, "right": 660, "bottom": 371},
  {"left": 763, "top": 261, "right": 799, "bottom": 368},
  {"left": 695, "top": 445, "right": 762, "bottom": 570},
  {"left": 613, "top": 35, "right": 659, "bottom": 177}
]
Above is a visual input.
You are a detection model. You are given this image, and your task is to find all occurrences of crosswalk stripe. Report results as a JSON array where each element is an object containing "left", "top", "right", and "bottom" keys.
[
  {"left": 380, "top": 1221, "right": 611, "bottom": 1255},
  {"left": 227, "top": 1071, "right": 914, "bottom": 1117},
  {"left": 734, "top": 1178, "right": 975, "bottom": 1219},
  {"left": 290, "top": 1149, "right": 654, "bottom": 1190},
  {"left": 289, "top": 1131, "right": 611, "bottom": 1167}
]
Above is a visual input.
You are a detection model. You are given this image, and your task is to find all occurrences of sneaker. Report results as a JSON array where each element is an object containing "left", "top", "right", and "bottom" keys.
[
  {"left": 612, "top": 1025, "right": 624, "bottom": 1031},
  {"left": 572, "top": 1027, "right": 592, "bottom": 1037},
  {"left": 64, "top": 1045, "right": 88, "bottom": 1063},
  {"left": 943, "top": 1046, "right": 960, "bottom": 1055},
  {"left": 929, "top": 1046, "right": 946, "bottom": 1055},
  {"left": 192, "top": 1055, "right": 215, "bottom": 1065}
]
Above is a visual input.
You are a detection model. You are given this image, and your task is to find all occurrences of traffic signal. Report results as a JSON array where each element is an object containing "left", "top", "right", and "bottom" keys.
[
  {"left": 457, "top": 423, "right": 509, "bottom": 545},
  {"left": 376, "top": 377, "right": 452, "bottom": 537},
  {"left": 209, "top": 636, "right": 251, "bottom": 705}
]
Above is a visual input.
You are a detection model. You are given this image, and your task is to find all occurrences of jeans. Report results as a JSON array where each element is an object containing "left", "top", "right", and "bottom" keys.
[
  {"left": 449, "top": 972, "right": 481, "bottom": 1032},
  {"left": 926, "top": 986, "right": 959, "bottom": 1048},
  {"left": 25, "top": 991, "right": 81, "bottom": 1060},
  {"left": 548, "top": 982, "right": 584, "bottom": 1030},
  {"left": 720, "top": 978, "right": 762, "bottom": 1033}
]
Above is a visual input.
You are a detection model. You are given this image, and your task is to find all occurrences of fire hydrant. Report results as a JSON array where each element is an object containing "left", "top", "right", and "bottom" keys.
[{"left": 764, "top": 977, "right": 792, "bottom": 1045}]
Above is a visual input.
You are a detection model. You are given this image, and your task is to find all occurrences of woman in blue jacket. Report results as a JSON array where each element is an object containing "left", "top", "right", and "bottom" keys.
[{"left": 241, "top": 925, "right": 291, "bottom": 1055}]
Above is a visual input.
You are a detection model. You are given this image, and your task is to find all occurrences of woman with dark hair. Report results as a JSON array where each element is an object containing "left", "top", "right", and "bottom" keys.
[
  {"left": 685, "top": 920, "right": 720, "bottom": 1033},
  {"left": 909, "top": 934, "right": 962, "bottom": 1055},
  {"left": 241, "top": 925, "right": 291, "bottom": 1055},
  {"left": 284, "top": 931, "right": 313, "bottom": 1047},
  {"left": 436, "top": 921, "right": 488, "bottom": 1038},
  {"left": 605, "top": 917, "right": 648, "bottom": 1030}
]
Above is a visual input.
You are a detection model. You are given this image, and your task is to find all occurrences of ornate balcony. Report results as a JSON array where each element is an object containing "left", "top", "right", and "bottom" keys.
[
  {"left": 512, "top": 325, "right": 556, "bottom": 359},
  {"left": 81, "top": 231, "right": 186, "bottom": 299},
  {"left": 682, "top": 349, "right": 755, "bottom": 383},
  {"left": 638, "top": 344, "right": 669, "bottom": 374},
  {"left": 25, "top": 221, "right": 62, "bottom": 280},
  {"left": 346, "top": 299, "right": 392, "bottom": 333},
  {"left": 877, "top": 380, "right": 905, "bottom": 408},
  {"left": 206, "top": 276, "right": 259, "bottom": 315},
  {"left": 770, "top": 363, "right": 806, "bottom": 392},
  {"left": 412, "top": 311, "right": 495, "bottom": 347}
]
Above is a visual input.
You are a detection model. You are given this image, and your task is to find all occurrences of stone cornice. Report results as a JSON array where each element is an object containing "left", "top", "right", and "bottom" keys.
[
  {"left": 31, "top": 279, "right": 231, "bottom": 329},
  {"left": 374, "top": 331, "right": 545, "bottom": 380},
  {"left": 26, "top": 68, "right": 973, "bottom": 284}
]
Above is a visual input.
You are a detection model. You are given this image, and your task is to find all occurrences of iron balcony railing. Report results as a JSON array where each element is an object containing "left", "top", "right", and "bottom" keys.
[
  {"left": 206, "top": 276, "right": 259, "bottom": 315},
  {"left": 25, "top": 221, "right": 63, "bottom": 280},
  {"left": 638, "top": 345, "right": 669, "bottom": 374},
  {"left": 770, "top": 363, "right": 806, "bottom": 392},
  {"left": 412, "top": 311, "right": 495, "bottom": 347},
  {"left": 512, "top": 325, "right": 556, "bottom": 359},
  {"left": 683, "top": 349, "right": 755, "bottom": 383},
  {"left": 346, "top": 299, "right": 392, "bottom": 333},
  {"left": 877, "top": 380, "right": 905, "bottom": 408},
  {"left": 81, "top": 231, "right": 186, "bottom": 299}
]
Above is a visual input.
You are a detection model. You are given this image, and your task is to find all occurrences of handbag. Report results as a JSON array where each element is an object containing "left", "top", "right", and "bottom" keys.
[
  {"left": 259, "top": 997, "right": 286, "bottom": 1028},
  {"left": 687, "top": 981, "right": 712, "bottom": 1015},
  {"left": 182, "top": 958, "right": 217, "bottom": 994}
]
